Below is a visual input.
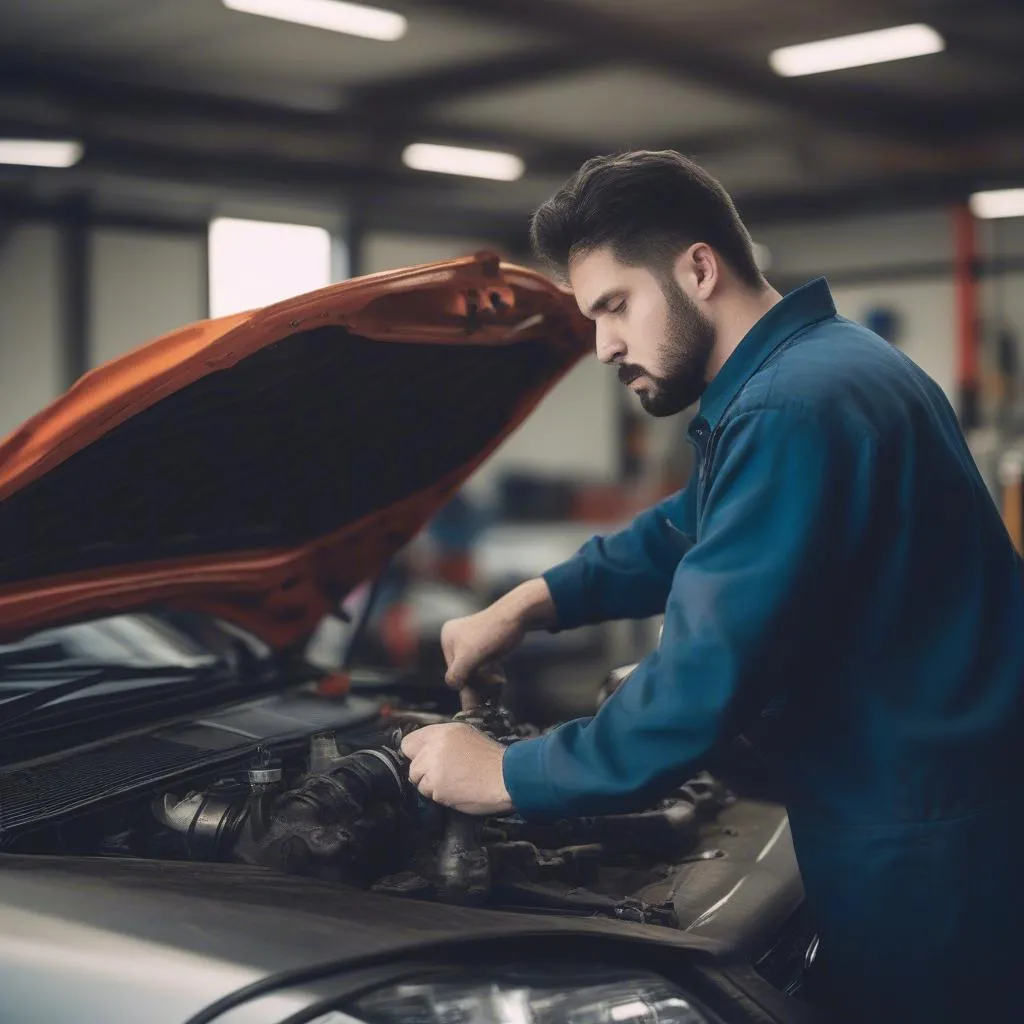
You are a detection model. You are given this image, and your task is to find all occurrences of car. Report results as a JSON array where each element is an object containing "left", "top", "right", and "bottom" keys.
[{"left": 0, "top": 252, "right": 823, "bottom": 1024}]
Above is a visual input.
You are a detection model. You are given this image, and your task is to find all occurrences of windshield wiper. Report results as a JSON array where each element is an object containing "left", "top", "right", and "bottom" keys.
[
  {"left": 0, "top": 643, "right": 67, "bottom": 668},
  {"left": 0, "top": 664, "right": 224, "bottom": 735}
]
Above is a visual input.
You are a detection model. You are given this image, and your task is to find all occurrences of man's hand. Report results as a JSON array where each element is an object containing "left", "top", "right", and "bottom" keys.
[
  {"left": 441, "top": 611, "right": 524, "bottom": 690},
  {"left": 441, "top": 579, "right": 557, "bottom": 700},
  {"left": 400, "top": 723, "right": 513, "bottom": 816}
]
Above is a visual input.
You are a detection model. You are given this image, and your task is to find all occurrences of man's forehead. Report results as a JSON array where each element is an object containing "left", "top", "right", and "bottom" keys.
[
  {"left": 569, "top": 248, "right": 629, "bottom": 296},
  {"left": 569, "top": 249, "right": 651, "bottom": 309}
]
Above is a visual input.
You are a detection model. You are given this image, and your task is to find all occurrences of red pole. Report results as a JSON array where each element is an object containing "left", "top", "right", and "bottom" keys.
[{"left": 953, "top": 203, "right": 980, "bottom": 429}]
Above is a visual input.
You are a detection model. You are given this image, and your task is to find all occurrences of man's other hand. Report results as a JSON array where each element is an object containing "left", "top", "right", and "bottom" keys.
[
  {"left": 440, "top": 578, "right": 557, "bottom": 699},
  {"left": 401, "top": 723, "right": 513, "bottom": 816},
  {"left": 441, "top": 610, "right": 525, "bottom": 690}
]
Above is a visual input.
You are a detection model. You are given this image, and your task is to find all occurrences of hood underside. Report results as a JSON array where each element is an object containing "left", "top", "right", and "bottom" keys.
[{"left": 0, "top": 252, "right": 592, "bottom": 649}]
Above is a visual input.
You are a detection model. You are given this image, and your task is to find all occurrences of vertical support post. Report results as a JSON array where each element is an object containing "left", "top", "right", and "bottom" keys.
[
  {"left": 953, "top": 203, "right": 980, "bottom": 430},
  {"left": 199, "top": 217, "right": 211, "bottom": 319},
  {"left": 61, "top": 197, "right": 90, "bottom": 388},
  {"left": 344, "top": 208, "right": 364, "bottom": 280}
]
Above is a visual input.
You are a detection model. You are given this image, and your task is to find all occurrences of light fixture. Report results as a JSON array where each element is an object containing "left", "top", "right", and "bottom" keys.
[
  {"left": 969, "top": 188, "right": 1024, "bottom": 220},
  {"left": 402, "top": 143, "right": 525, "bottom": 182},
  {"left": 222, "top": 0, "right": 406, "bottom": 42},
  {"left": 769, "top": 23, "right": 944, "bottom": 77},
  {"left": 0, "top": 139, "right": 84, "bottom": 168}
]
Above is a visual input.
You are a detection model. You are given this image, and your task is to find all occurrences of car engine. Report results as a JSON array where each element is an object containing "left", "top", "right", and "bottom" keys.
[{"left": 139, "top": 695, "right": 732, "bottom": 927}]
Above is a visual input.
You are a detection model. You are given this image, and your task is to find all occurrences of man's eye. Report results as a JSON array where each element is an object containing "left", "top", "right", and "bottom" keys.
[{"left": 609, "top": 301, "right": 627, "bottom": 315}]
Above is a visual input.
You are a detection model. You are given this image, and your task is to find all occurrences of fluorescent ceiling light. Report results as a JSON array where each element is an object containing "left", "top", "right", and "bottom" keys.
[
  {"left": 969, "top": 188, "right": 1024, "bottom": 220},
  {"left": 402, "top": 143, "right": 525, "bottom": 182},
  {"left": 222, "top": 0, "right": 406, "bottom": 42},
  {"left": 0, "top": 139, "right": 84, "bottom": 168},
  {"left": 769, "top": 23, "right": 944, "bottom": 77}
]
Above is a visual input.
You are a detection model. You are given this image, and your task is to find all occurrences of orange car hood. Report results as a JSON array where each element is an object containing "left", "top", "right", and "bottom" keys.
[{"left": 0, "top": 252, "right": 593, "bottom": 651}]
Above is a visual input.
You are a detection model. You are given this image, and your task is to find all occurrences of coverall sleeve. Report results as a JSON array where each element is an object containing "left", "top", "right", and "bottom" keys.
[
  {"left": 503, "top": 405, "right": 870, "bottom": 817},
  {"left": 541, "top": 483, "right": 696, "bottom": 631}
]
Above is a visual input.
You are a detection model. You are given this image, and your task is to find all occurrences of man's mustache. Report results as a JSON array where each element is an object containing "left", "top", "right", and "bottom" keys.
[{"left": 617, "top": 363, "right": 646, "bottom": 386}]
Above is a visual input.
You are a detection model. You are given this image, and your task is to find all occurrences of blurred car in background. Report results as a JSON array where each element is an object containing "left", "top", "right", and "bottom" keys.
[{"left": 0, "top": 254, "right": 820, "bottom": 1024}]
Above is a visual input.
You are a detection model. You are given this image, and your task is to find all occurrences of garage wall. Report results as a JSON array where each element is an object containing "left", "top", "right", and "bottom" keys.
[
  {"left": 89, "top": 229, "right": 206, "bottom": 367},
  {"left": 756, "top": 209, "right": 958, "bottom": 398},
  {"left": 361, "top": 231, "right": 496, "bottom": 275},
  {"left": 756, "top": 207, "right": 1024, "bottom": 405},
  {"left": 980, "top": 217, "right": 1024, "bottom": 334},
  {"left": 4, "top": 214, "right": 1019, "bottom": 482},
  {"left": 363, "top": 230, "right": 617, "bottom": 496},
  {"left": 0, "top": 225, "right": 63, "bottom": 438}
]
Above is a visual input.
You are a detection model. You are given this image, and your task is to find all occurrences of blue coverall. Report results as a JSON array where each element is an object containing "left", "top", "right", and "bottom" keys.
[{"left": 501, "top": 278, "right": 1024, "bottom": 1022}]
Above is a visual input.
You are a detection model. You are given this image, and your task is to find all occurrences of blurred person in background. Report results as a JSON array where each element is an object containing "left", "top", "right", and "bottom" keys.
[{"left": 400, "top": 150, "right": 1024, "bottom": 1023}]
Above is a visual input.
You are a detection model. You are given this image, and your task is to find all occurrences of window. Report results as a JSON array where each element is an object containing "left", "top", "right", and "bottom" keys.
[{"left": 208, "top": 217, "right": 334, "bottom": 318}]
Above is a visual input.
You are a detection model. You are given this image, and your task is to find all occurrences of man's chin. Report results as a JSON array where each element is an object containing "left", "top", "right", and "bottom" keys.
[{"left": 638, "top": 386, "right": 696, "bottom": 418}]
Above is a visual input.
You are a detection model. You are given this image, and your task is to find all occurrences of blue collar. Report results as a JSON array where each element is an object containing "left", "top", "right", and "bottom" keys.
[{"left": 697, "top": 277, "right": 837, "bottom": 430}]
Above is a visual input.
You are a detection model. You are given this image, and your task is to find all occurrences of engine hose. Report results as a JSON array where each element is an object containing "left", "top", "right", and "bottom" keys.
[
  {"left": 274, "top": 747, "right": 407, "bottom": 825},
  {"left": 152, "top": 787, "right": 251, "bottom": 861},
  {"left": 435, "top": 809, "right": 491, "bottom": 905}
]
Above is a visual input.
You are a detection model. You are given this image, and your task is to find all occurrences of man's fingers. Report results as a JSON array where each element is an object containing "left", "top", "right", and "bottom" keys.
[
  {"left": 415, "top": 774, "right": 433, "bottom": 800},
  {"left": 400, "top": 726, "right": 433, "bottom": 759},
  {"left": 441, "top": 631, "right": 456, "bottom": 668},
  {"left": 445, "top": 656, "right": 470, "bottom": 688}
]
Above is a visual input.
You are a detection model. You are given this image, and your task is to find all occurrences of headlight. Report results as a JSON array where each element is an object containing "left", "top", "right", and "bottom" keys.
[{"left": 347, "top": 966, "right": 710, "bottom": 1023}]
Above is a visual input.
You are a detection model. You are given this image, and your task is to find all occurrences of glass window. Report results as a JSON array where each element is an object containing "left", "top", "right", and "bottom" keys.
[{"left": 208, "top": 217, "right": 334, "bottom": 318}]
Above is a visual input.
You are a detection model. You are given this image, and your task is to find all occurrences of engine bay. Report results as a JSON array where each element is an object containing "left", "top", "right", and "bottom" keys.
[
  {"left": 3, "top": 689, "right": 748, "bottom": 929},
  {"left": 136, "top": 697, "right": 734, "bottom": 926}
]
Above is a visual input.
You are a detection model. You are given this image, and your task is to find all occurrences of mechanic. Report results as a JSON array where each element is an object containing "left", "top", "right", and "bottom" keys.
[{"left": 401, "top": 150, "right": 1024, "bottom": 1023}]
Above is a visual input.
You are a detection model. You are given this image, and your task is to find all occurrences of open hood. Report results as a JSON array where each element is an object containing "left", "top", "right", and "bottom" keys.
[{"left": 0, "top": 252, "right": 593, "bottom": 650}]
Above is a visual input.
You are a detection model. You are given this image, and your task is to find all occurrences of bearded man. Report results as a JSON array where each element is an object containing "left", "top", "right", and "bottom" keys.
[{"left": 401, "top": 150, "right": 1024, "bottom": 1023}]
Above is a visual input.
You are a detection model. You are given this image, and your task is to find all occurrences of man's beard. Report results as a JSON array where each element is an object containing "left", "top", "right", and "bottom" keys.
[{"left": 617, "top": 281, "right": 716, "bottom": 417}]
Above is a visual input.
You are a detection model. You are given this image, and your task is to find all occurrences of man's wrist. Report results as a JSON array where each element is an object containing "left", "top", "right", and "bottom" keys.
[
  {"left": 497, "top": 577, "right": 557, "bottom": 632},
  {"left": 495, "top": 744, "right": 513, "bottom": 810}
]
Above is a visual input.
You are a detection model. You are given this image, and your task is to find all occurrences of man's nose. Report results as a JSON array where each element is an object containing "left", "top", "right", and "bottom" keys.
[{"left": 595, "top": 323, "right": 625, "bottom": 365}]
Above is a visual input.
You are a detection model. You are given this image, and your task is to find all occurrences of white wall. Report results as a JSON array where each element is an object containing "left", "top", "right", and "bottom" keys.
[
  {"left": 829, "top": 279, "right": 957, "bottom": 398},
  {"left": 756, "top": 207, "right": 1024, "bottom": 407},
  {"left": 757, "top": 209, "right": 960, "bottom": 399},
  {"left": 89, "top": 229, "right": 206, "bottom": 367},
  {"left": 0, "top": 225, "right": 63, "bottom": 438},
  {"left": 757, "top": 209, "right": 952, "bottom": 279},
  {"left": 361, "top": 231, "right": 496, "bottom": 275}
]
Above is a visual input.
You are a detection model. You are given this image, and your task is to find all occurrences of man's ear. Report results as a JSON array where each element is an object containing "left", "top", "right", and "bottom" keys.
[{"left": 673, "top": 243, "right": 719, "bottom": 300}]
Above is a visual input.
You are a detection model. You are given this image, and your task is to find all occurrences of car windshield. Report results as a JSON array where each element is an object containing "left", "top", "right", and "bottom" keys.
[
  {"left": 0, "top": 582, "right": 377, "bottom": 754},
  {"left": 0, "top": 612, "right": 286, "bottom": 761},
  {"left": 0, "top": 611, "right": 267, "bottom": 676}
]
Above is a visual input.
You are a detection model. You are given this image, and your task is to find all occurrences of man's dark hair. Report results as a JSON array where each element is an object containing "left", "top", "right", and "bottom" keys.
[{"left": 530, "top": 150, "right": 763, "bottom": 289}]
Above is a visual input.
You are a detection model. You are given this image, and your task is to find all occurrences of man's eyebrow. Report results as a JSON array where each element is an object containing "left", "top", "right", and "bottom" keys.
[{"left": 585, "top": 289, "right": 623, "bottom": 318}]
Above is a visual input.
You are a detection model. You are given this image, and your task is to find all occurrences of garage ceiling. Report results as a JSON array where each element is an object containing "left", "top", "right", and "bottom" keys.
[{"left": 0, "top": 0, "right": 1021, "bottom": 247}]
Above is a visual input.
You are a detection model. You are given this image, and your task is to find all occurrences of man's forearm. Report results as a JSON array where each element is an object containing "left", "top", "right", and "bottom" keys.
[
  {"left": 533, "top": 491, "right": 693, "bottom": 632},
  {"left": 494, "top": 577, "right": 558, "bottom": 631}
]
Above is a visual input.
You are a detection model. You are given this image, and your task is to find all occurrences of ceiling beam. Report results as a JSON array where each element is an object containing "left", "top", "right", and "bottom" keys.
[
  {"left": 407, "top": 0, "right": 962, "bottom": 144},
  {"left": 0, "top": 60, "right": 786, "bottom": 182},
  {"left": 1, "top": 121, "right": 1015, "bottom": 246},
  {"left": 349, "top": 47, "right": 600, "bottom": 109},
  {"left": 739, "top": 167, "right": 1024, "bottom": 226}
]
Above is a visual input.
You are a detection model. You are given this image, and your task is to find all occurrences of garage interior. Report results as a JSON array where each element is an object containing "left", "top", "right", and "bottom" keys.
[
  {"left": 1, "top": 5, "right": 1024, "bottom": 1022},
  {"left": 1, "top": 0, "right": 1023, "bottom": 679}
]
